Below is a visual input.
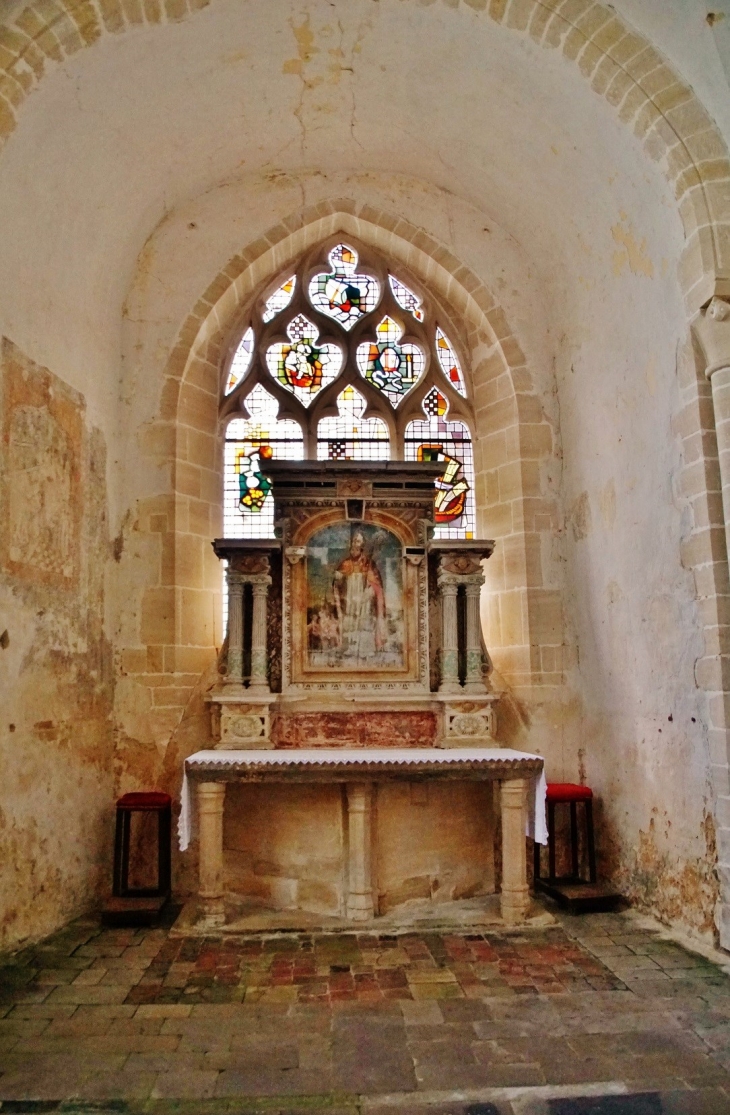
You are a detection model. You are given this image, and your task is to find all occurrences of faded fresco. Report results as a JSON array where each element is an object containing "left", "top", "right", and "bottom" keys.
[{"left": 306, "top": 523, "right": 404, "bottom": 670}]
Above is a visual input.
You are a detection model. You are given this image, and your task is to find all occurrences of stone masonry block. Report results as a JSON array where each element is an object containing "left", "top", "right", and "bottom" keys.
[
  {"left": 120, "top": 0, "right": 145, "bottom": 25},
  {"left": 505, "top": 0, "right": 533, "bottom": 32},
  {"left": 526, "top": 588, "right": 564, "bottom": 644},
  {"left": 497, "top": 589, "right": 525, "bottom": 646},
  {"left": 0, "top": 95, "right": 16, "bottom": 141},
  {"left": 604, "top": 69, "right": 634, "bottom": 109},
  {"left": 528, "top": 3, "right": 552, "bottom": 42},
  {"left": 97, "top": 0, "right": 126, "bottom": 33},
  {"left": 140, "top": 587, "right": 176, "bottom": 645}
]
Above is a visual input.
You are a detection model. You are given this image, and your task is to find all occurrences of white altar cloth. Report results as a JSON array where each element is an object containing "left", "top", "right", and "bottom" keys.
[{"left": 178, "top": 747, "right": 547, "bottom": 852}]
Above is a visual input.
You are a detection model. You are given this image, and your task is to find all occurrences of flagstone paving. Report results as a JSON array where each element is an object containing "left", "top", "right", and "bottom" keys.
[{"left": 0, "top": 909, "right": 729, "bottom": 1113}]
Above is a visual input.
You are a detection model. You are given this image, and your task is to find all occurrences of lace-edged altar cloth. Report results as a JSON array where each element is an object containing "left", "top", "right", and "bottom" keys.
[{"left": 177, "top": 747, "right": 547, "bottom": 852}]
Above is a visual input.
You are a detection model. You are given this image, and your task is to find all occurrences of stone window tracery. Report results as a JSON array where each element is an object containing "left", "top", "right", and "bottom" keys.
[{"left": 220, "top": 239, "right": 476, "bottom": 539}]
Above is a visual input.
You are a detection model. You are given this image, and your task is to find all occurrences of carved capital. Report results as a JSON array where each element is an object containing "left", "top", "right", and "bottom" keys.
[
  {"left": 694, "top": 298, "right": 730, "bottom": 379},
  {"left": 285, "top": 546, "right": 307, "bottom": 566},
  {"left": 440, "top": 552, "right": 483, "bottom": 576}
]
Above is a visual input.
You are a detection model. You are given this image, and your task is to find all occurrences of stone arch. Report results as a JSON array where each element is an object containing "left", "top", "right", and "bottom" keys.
[
  {"left": 133, "top": 201, "right": 563, "bottom": 753},
  {"left": 0, "top": 0, "right": 727, "bottom": 310}
]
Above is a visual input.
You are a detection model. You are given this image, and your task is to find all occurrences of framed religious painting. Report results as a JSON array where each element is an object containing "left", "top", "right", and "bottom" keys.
[{"left": 284, "top": 514, "right": 427, "bottom": 692}]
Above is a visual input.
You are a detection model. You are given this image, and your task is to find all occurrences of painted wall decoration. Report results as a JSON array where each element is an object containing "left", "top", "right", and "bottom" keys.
[{"left": 305, "top": 522, "right": 404, "bottom": 670}]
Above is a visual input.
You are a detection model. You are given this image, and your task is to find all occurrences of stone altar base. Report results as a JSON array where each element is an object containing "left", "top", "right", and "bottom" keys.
[{"left": 170, "top": 892, "right": 555, "bottom": 937}]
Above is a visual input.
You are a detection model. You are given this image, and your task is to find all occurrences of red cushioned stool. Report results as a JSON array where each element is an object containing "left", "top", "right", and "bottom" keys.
[
  {"left": 534, "top": 783, "right": 596, "bottom": 886},
  {"left": 112, "top": 792, "right": 172, "bottom": 900}
]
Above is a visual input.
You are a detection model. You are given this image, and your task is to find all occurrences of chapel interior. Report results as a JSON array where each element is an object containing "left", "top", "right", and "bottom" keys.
[{"left": 2, "top": 0, "right": 730, "bottom": 968}]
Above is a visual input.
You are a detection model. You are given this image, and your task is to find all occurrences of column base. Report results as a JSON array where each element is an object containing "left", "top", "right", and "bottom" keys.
[
  {"left": 346, "top": 895, "right": 375, "bottom": 921},
  {"left": 500, "top": 888, "right": 530, "bottom": 925},
  {"left": 199, "top": 897, "right": 226, "bottom": 929}
]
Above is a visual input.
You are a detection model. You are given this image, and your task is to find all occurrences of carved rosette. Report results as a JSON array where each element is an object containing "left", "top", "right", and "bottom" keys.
[
  {"left": 217, "top": 703, "right": 271, "bottom": 749},
  {"left": 441, "top": 699, "right": 497, "bottom": 747}
]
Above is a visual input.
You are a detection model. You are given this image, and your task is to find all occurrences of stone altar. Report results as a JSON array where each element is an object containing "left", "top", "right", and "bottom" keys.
[{"left": 182, "top": 461, "right": 545, "bottom": 927}]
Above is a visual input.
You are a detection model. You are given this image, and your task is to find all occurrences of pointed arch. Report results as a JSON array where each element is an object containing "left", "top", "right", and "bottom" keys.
[{"left": 151, "top": 202, "right": 562, "bottom": 712}]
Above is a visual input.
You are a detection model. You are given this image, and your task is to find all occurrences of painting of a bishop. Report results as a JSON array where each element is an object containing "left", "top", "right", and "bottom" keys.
[{"left": 305, "top": 523, "right": 404, "bottom": 670}]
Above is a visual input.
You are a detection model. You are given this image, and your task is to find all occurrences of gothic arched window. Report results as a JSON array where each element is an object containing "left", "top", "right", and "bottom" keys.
[{"left": 221, "top": 239, "right": 475, "bottom": 539}]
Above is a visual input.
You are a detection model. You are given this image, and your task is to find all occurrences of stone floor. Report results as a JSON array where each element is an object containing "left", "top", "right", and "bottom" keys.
[{"left": 1, "top": 907, "right": 730, "bottom": 1113}]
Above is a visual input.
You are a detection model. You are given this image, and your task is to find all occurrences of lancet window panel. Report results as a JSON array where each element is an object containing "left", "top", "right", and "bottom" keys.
[
  {"left": 404, "top": 389, "right": 475, "bottom": 540},
  {"left": 317, "top": 385, "right": 390, "bottom": 461},
  {"left": 224, "top": 384, "right": 304, "bottom": 539},
  {"left": 220, "top": 238, "right": 477, "bottom": 538}
]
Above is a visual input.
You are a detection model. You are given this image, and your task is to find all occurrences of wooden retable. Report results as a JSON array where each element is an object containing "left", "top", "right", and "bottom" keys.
[{"left": 179, "top": 747, "right": 546, "bottom": 928}]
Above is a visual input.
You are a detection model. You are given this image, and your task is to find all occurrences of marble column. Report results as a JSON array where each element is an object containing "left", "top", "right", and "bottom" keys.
[
  {"left": 197, "top": 781, "right": 226, "bottom": 928},
  {"left": 500, "top": 778, "right": 530, "bottom": 925},
  {"left": 438, "top": 578, "right": 460, "bottom": 693},
  {"left": 249, "top": 575, "right": 272, "bottom": 692},
  {"left": 226, "top": 573, "right": 244, "bottom": 685},
  {"left": 464, "top": 580, "right": 485, "bottom": 692},
  {"left": 346, "top": 782, "right": 374, "bottom": 921}
]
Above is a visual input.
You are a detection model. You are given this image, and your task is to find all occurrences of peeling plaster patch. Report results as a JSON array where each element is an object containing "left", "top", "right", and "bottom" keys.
[
  {"left": 620, "top": 812, "right": 719, "bottom": 938},
  {"left": 283, "top": 14, "right": 319, "bottom": 76},
  {"left": 599, "top": 479, "right": 616, "bottom": 530},
  {"left": 0, "top": 339, "right": 114, "bottom": 952},
  {"left": 568, "top": 491, "right": 592, "bottom": 541},
  {"left": 611, "top": 219, "right": 655, "bottom": 279}
]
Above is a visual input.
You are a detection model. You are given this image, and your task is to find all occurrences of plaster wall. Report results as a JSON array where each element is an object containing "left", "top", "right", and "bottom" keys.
[{"left": 0, "top": 340, "right": 114, "bottom": 951}]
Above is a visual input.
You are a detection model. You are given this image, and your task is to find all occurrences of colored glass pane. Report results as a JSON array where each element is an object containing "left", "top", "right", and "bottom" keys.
[
  {"left": 224, "top": 383, "right": 303, "bottom": 538},
  {"left": 265, "top": 314, "right": 341, "bottom": 406},
  {"left": 225, "top": 326, "right": 254, "bottom": 395},
  {"left": 356, "top": 316, "right": 425, "bottom": 406},
  {"left": 389, "top": 274, "right": 424, "bottom": 322},
  {"left": 404, "top": 389, "right": 474, "bottom": 538},
  {"left": 308, "top": 243, "right": 380, "bottom": 330},
  {"left": 262, "top": 275, "right": 296, "bottom": 322},
  {"left": 317, "top": 384, "right": 390, "bottom": 461},
  {"left": 435, "top": 327, "right": 467, "bottom": 397}
]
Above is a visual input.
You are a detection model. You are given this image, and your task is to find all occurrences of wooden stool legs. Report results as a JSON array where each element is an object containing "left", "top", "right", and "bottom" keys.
[
  {"left": 112, "top": 799, "right": 172, "bottom": 899},
  {"left": 535, "top": 797, "right": 596, "bottom": 885}
]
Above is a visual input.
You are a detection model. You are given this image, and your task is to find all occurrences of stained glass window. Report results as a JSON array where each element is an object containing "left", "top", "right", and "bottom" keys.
[
  {"left": 355, "top": 316, "right": 425, "bottom": 407},
  {"left": 389, "top": 275, "right": 424, "bottom": 322},
  {"left": 262, "top": 276, "right": 296, "bottom": 322},
  {"left": 435, "top": 327, "right": 467, "bottom": 397},
  {"left": 225, "top": 326, "right": 254, "bottom": 395},
  {"left": 309, "top": 244, "right": 380, "bottom": 330},
  {"left": 224, "top": 384, "right": 303, "bottom": 538},
  {"left": 222, "top": 244, "right": 476, "bottom": 540},
  {"left": 404, "top": 388, "right": 474, "bottom": 538},
  {"left": 317, "top": 385, "right": 390, "bottom": 460},
  {"left": 265, "top": 314, "right": 341, "bottom": 406}
]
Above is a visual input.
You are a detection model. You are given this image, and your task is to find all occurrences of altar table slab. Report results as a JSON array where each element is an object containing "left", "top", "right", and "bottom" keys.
[{"left": 179, "top": 747, "right": 547, "bottom": 927}]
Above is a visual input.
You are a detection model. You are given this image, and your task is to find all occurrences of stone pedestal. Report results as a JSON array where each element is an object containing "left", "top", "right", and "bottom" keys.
[
  {"left": 500, "top": 777, "right": 530, "bottom": 925},
  {"left": 209, "top": 693, "right": 273, "bottom": 749},
  {"left": 197, "top": 781, "right": 226, "bottom": 928},
  {"left": 439, "top": 695, "right": 498, "bottom": 747},
  {"left": 346, "top": 782, "right": 375, "bottom": 921}
]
